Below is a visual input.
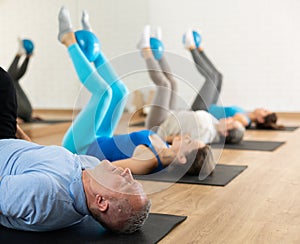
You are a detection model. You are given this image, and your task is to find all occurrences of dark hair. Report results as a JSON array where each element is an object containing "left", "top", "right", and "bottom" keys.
[
  {"left": 256, "top": 113, "right": 284, "bottom": 130},
  {"left": 186, "top": 145, "right": 214, "bottom": 176}
]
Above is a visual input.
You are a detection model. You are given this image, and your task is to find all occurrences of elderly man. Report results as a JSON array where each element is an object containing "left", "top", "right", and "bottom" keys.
[{"left": 0, "top": 66, "right": 150, "bottom": 233}]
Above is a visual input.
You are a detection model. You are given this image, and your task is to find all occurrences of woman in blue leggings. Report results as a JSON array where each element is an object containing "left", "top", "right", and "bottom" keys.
[
  {"left": 59, "top": 9, "right": 128, "bottom": 155},
  {"left": 58, "top": 7, "right": 214, "bottom": 176}
]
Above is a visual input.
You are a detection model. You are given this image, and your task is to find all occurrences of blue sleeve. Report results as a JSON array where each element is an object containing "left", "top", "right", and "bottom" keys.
[
  {"left": 0, "top": 173, "right": 54, "bottom": 224},
  {"left": 0, "top": 171, "right": 86, "bottom": 231},
  {"left": 229, "top": 106, "right": 251, "bottom": 125},
  {"left": 208, "top": 104, "right": 226, "bottom": 119}
]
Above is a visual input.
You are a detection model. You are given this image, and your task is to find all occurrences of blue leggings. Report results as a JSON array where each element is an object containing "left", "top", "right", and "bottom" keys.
[{"left": 62, "top": 44, "right": 128, "bottom": 154}]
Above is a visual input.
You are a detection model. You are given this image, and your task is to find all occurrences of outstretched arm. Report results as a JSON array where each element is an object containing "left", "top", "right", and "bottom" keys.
[
  {"left": 232, "top": 113, "right": 250, "bottom": 127},
  {"left": 111, "top": 139, "right": 176, "bottom": 175},
  {"left": 111, "top": 145, "right": 158, "bottom": 175}
]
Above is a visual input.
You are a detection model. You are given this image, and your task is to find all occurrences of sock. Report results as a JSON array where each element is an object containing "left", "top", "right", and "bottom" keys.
[
  {"left": 58, "top": 6, "right": 73, "bottom": 42},
  {"left": 183, "top": 28, "right": 195, "bottom": 49},
  {"left": 155, "top": 26, "right": 162, "bottom": 40},
  {"left": 17, "top": 37, "right": 26, "bottom": 56},
  {"left": 81, "top": 10, "right": 92, "bottom": 31},
  {"left": 137, "top": 25, "right": 151, "bottom": 50}
]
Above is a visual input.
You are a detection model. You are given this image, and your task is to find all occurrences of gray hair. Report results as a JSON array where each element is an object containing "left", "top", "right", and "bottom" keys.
[
  {"left": 90, "top": 196, "right": 151, "bottom": 234},
  {"left": 120, "top": 199, "right": 152, "bottom": 234},
  {"left": 224, "top": 125, "right": 245, "bottom": 144}
]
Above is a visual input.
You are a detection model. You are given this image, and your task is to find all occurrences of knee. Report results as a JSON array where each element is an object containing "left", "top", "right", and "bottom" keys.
[
  {"left": 111, "top": 80, "right": 129, "bottom": 101},
  {"left": 95, "top": 84, "right": 113, "bottom": 103},
  {"left": 148, "top": 70, "right": 170, "bottom": 88},
  {"left": 217, "top": 72, "right": 223, "bottom": 83},
  {"left": 104, "top": 86, "right": 113, "bottom": 102},
  {"left": 216, "top": 74, "right": 222, "bottom": 89}
]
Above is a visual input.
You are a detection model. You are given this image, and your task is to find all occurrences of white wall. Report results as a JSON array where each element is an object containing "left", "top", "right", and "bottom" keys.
[
  {"left": 148, "top": 0, "right": 300, "bottom": 111},
  {"left": 0, "top": 0, "right": 149, "bottom": 109},
  {"left": 0, "top": 0, "right": 79, "bottom": 108},
  {"left": 0, "top": 0, "right": 299, "bottom": 111}
]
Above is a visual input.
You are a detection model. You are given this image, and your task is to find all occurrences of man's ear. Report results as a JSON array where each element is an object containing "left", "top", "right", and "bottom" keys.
[{"left": 96, "top": 194, "right": 109, "bottom": 212}]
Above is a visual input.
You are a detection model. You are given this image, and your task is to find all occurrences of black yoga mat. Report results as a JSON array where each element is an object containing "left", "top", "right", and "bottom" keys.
[
  {"left": 129, "top": 121, "right": 146, "bottom": 127},
  {"left": 213, "top": 140, "right": 285, "bottom": 151},
  {"left": 0, "top": 213, "right": 186, "bottom": 244},
  {"left": 247, "top": 125, "right": 299, "bottom": 132},
  {"left": 29, "top": 119, "right": 72, "bottom": 124},
  {"left": 135, "top": 164, "right": 247, "bottom": 186}
]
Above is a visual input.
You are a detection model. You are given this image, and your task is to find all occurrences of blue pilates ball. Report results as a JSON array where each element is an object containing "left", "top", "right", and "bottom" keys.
[
  {"left": 192, "top": 31, "right": 202, "bottom": 48},
  {"left": 75, "top": 30, "right": 101, "bottom": 62},
  {"left": 150, "top": 37, "right": 164, "bottom": 61},
  {"left": 23, "top": 39, "right": 34, "bottom": 54}
]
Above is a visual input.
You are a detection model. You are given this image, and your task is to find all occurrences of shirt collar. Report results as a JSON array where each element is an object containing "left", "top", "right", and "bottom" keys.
[{"left": 69, "top": 174, "right": 90, "bottom": 216}]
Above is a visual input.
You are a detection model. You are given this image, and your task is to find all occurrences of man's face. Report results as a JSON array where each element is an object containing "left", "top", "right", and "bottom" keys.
[{"left": 87, "top": 160, "right": 145, "bottom": 195}]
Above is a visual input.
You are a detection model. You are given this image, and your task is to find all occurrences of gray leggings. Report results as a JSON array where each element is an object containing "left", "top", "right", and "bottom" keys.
[
  {"left": 7, "top": 55, "right": 33, "bottom": 122},
  {"left": 145, "top": 50, "right": 222, "bottom": 130},
  {"left": 145, "top": 56, "right": 178, "bottom": 131},
  {"left": 190, "top": 49, "right": 222, "bottom": 111}
]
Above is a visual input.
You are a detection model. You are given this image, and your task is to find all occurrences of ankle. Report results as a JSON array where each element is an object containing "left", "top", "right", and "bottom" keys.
[
  {"left": 142, "top": 48, "right": 153, "bottom": 59},
  {"left": 61, "top": 32, "right": 76, "bottom": 47}
]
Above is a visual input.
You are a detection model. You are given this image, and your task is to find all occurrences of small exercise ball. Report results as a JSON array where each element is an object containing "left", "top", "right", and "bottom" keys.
[
  {"left": 75, "top": 30, "right": 101, "bottom": 62},
  {"left": 23, "top": 39, "right": 34, "bottom": 54},
  {"left": 150, "top": 37, "right": 164, "bottom": 61},
  {"left": 192, "top": 31, "right": 202, "bottom": 49}
]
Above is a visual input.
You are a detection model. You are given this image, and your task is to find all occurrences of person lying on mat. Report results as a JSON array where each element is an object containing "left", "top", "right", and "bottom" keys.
[
  {"left": 59, "top": 8, "right": 215, "bottom": 177},
  {"left": 0, "top": 65, "right": 150, "bottom": 233},
  {"left": 137, "top": 25, "right": 244, "bottom": 144},
  {"left": 7, "top": 37, "right": 36, "bottom": 122},
  {"left": 183, "top": 28, "right": 282, "bottom": 130}
]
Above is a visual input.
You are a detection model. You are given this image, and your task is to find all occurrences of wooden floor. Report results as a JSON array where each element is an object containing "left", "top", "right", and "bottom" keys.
[{"left": 20, "top": 111, "right": 300, "bottom": 244}]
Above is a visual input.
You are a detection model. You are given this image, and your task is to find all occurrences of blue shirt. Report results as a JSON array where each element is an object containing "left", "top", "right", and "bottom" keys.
[
  {"left": 87, "top": 130, "right": 165, "bottom": 173},
  {"left": 208, "top": 104, "right": 251, "bottom": 126},
  {"left": 0, "top": 139, "right": 98, "bottom": 232}
]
